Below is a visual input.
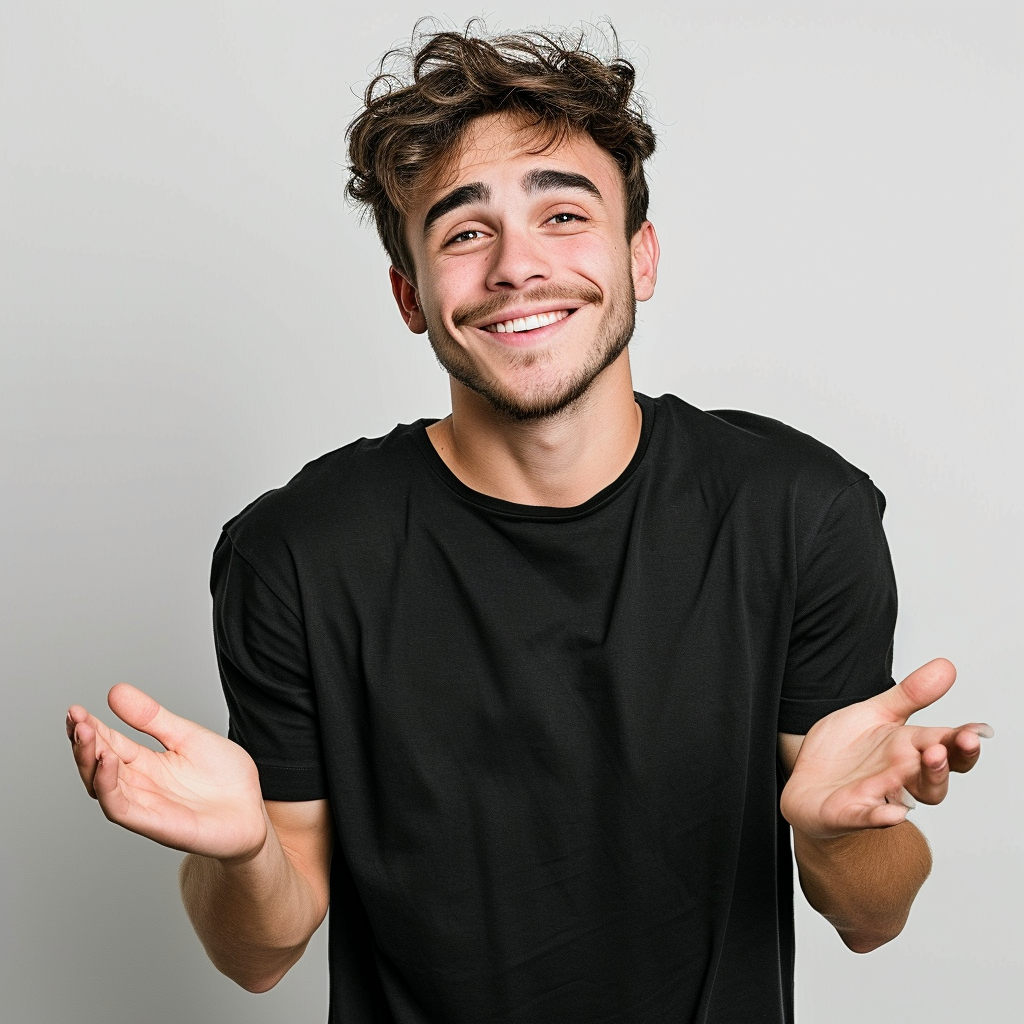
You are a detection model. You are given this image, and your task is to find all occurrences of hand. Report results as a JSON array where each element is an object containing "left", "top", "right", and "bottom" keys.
[
  {"left": 67, "top": 684, "right": 268, "bottom": 862},
  {"left": 780, "top": 659, "right": 992, "bottom": 840}
]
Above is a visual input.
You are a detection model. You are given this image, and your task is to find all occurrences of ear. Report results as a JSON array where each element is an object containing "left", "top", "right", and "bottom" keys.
[
  {"left": 389, "top": 266, "right": 428, "bottom": 334},
  {"left": 630, "top": 221, "right": 659, "bottom": 302}
]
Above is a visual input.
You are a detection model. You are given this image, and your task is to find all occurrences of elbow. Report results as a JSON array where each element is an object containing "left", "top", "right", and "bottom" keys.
[
  {"left": 237, "top": 973, "right": 285, "bottom": 995},
  {"left": 219, "top": 961, "right": 290, "bottom": 994},
  {"left": 206, "top": 945, "right": 304, "bottom": 994},
  {"left": 839, "top": 921, "right": 905, "bottom": 955},
  {"left": 829, "top": 898, "right": 912, "bottom": 954}
]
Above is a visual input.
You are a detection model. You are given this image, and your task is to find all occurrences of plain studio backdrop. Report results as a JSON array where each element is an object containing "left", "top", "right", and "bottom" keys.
[{"left": 2, "top": 2, "right": 1020, "bottom": 1021}]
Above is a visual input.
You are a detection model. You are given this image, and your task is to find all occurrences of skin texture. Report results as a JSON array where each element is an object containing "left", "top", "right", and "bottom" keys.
[
  {"left": 178, "top": 799, "right": 332, "bottom": 990},
  {"left": 66, "top": 684, "right": 331, "bottom": 991},
  {"left": 392, "top": 115, "right": 653, "bottom": 422},
  {"left": 391, "top": 112, "right": 659, "bottom": 508},
  {"left": 778, "top": 658, "right": 992, "bottom": 951},
  {"left": 66, "top": 113, "right": 991, "bottom": 991}
]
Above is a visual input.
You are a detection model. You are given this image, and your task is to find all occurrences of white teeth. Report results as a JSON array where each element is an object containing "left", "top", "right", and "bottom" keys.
[{"left": 484, "top": 309, "right": 572, "bottom": 333}]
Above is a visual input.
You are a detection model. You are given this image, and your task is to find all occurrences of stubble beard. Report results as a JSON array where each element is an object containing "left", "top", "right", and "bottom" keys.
[{"left": 425, "top": 275, "right": 638, "bottom": 422}]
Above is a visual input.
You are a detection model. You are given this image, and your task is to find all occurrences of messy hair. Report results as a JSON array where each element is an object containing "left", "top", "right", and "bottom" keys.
[{"left": 345, "top": 21, "right": 657, "bottom": 279}]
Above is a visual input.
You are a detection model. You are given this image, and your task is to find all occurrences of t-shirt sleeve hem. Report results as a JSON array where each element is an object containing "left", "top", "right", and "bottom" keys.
[
  {"left": 254, "top": 763, "right": 327, "bottom": 802},
  {"left": 778, "top": 682, "right": 894, "bottom": 735}
]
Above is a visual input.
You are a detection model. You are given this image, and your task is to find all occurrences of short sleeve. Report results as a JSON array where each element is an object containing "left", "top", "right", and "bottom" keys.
[
  {"left": 778, "top": 476, "right": 897, "bottom": 734},
  {"left": 211, "top": 532, "right": 327, "bottom": 800}
]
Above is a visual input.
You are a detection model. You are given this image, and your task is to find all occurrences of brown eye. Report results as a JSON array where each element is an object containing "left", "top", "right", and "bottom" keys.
[{"left": 447, "top": 229, "right": 484, "bottom": 245}]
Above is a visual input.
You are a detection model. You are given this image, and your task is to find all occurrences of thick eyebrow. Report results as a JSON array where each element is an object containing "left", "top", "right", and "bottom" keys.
[
  {"left": 522, "top": 168, "right": 604, "bottom": 202},
  {"left": 423, "top": 182, "right": 491, "bottom": 234},
  {"left": 423, "top": 170, "right": 604, "bottom": 236}
]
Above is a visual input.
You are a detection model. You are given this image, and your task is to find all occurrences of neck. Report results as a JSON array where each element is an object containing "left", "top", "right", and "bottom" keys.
[{"left": 426, "top": 352, "right": 642, "bottom": 507}]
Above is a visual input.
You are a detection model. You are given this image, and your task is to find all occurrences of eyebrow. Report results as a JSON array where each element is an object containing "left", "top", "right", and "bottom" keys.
[
  {"left": 423, "top": 182, "right": 491, "bottom": 234},
  {"left": 522, "top": 169, "right": 604, "bottom": 202},
  {"left": 422, "top": 169, "right": 605, "bottom": 236}
]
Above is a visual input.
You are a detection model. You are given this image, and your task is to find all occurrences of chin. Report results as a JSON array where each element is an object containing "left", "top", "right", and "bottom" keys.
[{"left": 428, "top": 300, "right": 636, "bottom": 422}]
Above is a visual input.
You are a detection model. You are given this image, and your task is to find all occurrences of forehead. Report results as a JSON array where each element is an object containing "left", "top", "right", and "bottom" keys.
[{"left": 414, "top": 113, "right": 625, "bottom": 219}]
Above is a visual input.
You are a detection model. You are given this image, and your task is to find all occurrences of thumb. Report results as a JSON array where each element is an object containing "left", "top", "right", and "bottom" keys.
[
  {"left": 871, "top": 658, "right": 957, "bottom": 723},
  {"left": 107, "top": 683, "right": 201, "bottom": 752}
]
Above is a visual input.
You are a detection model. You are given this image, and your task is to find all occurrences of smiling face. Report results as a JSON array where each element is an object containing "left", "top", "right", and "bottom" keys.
[{"left": 392, "top": 113, "right": 659, "bottom": 421}]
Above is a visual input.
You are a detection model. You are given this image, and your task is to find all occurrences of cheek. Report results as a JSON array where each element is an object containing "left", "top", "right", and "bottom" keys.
[
  {"left": 555, "top": 235, "right": 626, "bottom": 280},
  {"left": 429, "top": 260, "right": 483, "bottom": 311}
]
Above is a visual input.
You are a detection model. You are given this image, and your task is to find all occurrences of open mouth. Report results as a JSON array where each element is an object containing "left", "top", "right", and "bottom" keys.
[{"left": 482, "top": 309, "right": 576, "bottom": 334}]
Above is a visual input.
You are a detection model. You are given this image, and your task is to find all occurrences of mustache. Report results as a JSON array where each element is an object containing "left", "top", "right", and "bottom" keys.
[{"left": 452, "top": 285, "right": 603, "bottom": 328}]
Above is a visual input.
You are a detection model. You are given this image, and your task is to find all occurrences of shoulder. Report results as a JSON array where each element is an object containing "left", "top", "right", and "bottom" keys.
[
  {"left": 643, "top": 393, "right": 886, "bottom": 533},
  {"left": 219, "top": 419, "right": 432, "bottom": 568},
  {"left": 649, "top": 393, "right": 872, "bottom": 487}
]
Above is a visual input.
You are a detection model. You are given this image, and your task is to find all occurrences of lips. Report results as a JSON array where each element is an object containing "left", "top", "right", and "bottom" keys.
[
  {"left": 453, "top": 285, "right": 602, "bottom": 335},
  {"left": 483, "top": 309, "right": 574, "bottom": 334}
]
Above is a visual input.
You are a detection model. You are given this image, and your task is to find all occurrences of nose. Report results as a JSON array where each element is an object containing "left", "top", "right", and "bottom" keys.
[{"left": 485, "top": 225, "right": 551, "bottom": 291}]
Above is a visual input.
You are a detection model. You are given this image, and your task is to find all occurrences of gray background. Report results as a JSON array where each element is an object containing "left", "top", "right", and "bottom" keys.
[{"left": 2, "top": 1, "right": 1020, "bottom": 1021}]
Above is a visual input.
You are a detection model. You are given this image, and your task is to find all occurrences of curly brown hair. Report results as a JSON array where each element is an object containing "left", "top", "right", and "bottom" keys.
[{"left": 345, "top": 22, "right": 657, "bottom": 280}]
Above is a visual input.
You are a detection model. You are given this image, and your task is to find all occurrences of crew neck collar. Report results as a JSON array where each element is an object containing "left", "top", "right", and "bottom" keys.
[{"left": 411, "top": 392, "right": 657, "bottom": 520}]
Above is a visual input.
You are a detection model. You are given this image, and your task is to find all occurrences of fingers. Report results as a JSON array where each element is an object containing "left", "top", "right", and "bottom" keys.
[
  {"left": 872, "top": 658, "right": 957, "bottom": 723},
  {"left": 945, "top": 722, "right": 993, "bottom": 773},
  {"left": 912, "top": 742, "right": 951, "bottom": 804},
  {"left": 93, "top": 747, "right": 122, "bottom": 801},
  {"left": 900, "top": 722, "right": 992, "bottom": 803},
  {"left": 91, "top": 745, "right": 139, "bottom": 829},
  {"left": 863, "top": 801, "right": 911, "bottom": 829},
  {"left": 68, "top": 709, "right": 101, "bottom": 798},
  {"left": 910, "top": 720, "right": 992, "bottom": 769},
  {"left": 106, "top": 683, "right": 200, "bottom": 752},
  {"left": 68, "top": 704, "right": 168, "bottom": 830},
  {"left": 68, "top": 703, "right": 146, "bottom": 797},
  {"left": 811, "top": 783, "right": 912, "bottom": 835},
  {"left": 811, "top": 757, "right": 951, "bottom": 835}
]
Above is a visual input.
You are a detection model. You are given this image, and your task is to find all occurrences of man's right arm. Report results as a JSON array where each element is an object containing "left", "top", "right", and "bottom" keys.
[
  {"left": 179, "top": 798, "right": 332, "bottom": 992},
  {"left": 67, "top": 683, "right": 331, "bottom": 992}
]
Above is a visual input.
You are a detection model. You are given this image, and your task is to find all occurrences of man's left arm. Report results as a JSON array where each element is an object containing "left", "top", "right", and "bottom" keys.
[
  {"left": 779, "top": 733, "right": 933, "bottom": 953},
  {"left": 778, "top": 658, "right": 991, "bottom": 953}
]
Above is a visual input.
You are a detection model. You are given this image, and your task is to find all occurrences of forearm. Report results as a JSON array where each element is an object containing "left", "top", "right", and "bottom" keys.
[
  {"left": 179, "top": 805, "right": 328, "bottom": 992},
  {"left": 792, "top": 820, "right": 932, "bottom": 953}
]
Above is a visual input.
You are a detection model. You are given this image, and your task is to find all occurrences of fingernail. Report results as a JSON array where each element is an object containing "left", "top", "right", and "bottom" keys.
[
  {"left": 972, "top": 724, "right": 995, "bottom": 739},
  {"left": 900, "top": 787, "right": 917, "bottom": 810}
]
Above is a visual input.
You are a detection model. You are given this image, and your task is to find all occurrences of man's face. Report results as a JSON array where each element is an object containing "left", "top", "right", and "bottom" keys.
[{"left": 393, "top": 113, "right": 658, "bottom": 420}]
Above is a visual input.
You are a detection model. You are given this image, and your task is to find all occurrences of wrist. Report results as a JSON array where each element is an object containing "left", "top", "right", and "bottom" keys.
[
  {"left": 789, "top": 819, "right": 865, "bottom": 845},
  {"left": 220, "top": 804, "right": 272, "bottom": 867},
  {"left": 792, "top": 820, "right": 931, "bottom": 876},
  {"left": 182, "top": 802, "right": 271, "bottom": 873}
]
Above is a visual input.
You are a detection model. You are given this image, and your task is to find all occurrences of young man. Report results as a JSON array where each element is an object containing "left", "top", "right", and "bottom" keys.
[{"left": 67, "top": 26, "right": 990, "bottom": 1023}]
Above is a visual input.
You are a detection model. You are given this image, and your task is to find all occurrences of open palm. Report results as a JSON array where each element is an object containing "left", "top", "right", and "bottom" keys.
[
  {"left": 780, "top": 659, "right": 992, "bottom": 840},
  {"left": 68, "top": 683, "right": 267, "bottom": 862}
]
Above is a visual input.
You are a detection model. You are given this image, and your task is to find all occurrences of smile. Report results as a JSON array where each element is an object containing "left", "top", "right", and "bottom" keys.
[{"left": 483, "top": 309, "right": 574, "bottom": 334}]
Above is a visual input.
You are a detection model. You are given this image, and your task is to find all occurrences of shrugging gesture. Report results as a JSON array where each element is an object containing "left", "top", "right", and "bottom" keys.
[
  {"left": 67, "top": 683, "right": 268, "bottom": 863},
  {"left": 780, "top": 658, "right": 992, "bottom": 840}
]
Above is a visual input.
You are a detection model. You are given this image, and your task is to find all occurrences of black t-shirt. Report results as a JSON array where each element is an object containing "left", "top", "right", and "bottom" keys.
[{"left": 212, "top": 392, "right": 897, "bottom": 1024}]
